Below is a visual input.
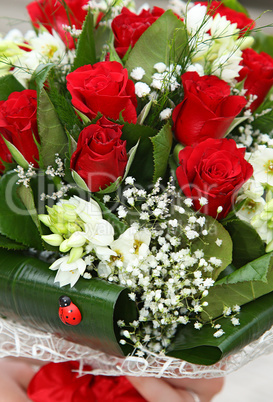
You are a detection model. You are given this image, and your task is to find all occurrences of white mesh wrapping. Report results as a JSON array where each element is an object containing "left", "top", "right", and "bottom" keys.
[{"left": 0, "top": 318, "right": 273, "bottom": 378}]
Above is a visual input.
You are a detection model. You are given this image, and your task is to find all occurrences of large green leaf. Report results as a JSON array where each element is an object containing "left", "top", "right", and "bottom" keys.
[
  {"left": 38, "top": 88, "right": 68, "bottom": 167},
  {"left": 0, "top": 75, "right": 25, "bottom": 101},
  {"left": 0, "top": 234, "right": 26, "bottom": 250},
  {"left": 72, "top": 10, "right": 97, "bottom": 71},
  {"left": 201, "top": 253, "right": 273, "bottom": 320},
  {"left": 0, "top": 171, "right": 43, "bottom": 249},
  {"left": 125, "top": 11, "right": 187, "bottom": 85},
  {"left": 30, "top": 63, "right": 55, "bottom": 93},
  {"left": 167, "top": 291, "right": 273, "bottom": 365},
  {"left": 224, "top": 219, "right": 265, "bottom": 268},
  {"left": 150, "top": 123, "right": 173, "bottom": 183},
  {"left": 0, "top": 249, "right": 137, "bottom": 356}
]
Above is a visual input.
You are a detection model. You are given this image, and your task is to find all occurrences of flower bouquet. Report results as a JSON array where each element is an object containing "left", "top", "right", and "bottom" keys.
[{"left": 0, "top": 0, "right": 273, "bottom": 381}]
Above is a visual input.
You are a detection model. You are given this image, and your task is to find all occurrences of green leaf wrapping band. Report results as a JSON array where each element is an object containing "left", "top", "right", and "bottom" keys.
[
  {"left": 0, "top": 249, "right": 137, "bottom": 357},
  {"left": 167, "top": 291, "right": 273, "bottom": 365}
]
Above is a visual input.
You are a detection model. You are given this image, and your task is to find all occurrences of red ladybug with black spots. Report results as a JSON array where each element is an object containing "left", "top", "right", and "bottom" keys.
[{"left": 58, "top": 296, "right": 82, "bottom": 326}]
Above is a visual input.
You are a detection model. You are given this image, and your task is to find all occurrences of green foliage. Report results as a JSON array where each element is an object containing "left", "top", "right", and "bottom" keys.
[
  {"left": 125, "top": 11, "right": 187, "bottom": 85},
  {"left": 72, "top": 10, "right": 97, "bottom": 71},
  {"left": 253, "top": 32, "right": 273, "bottom": 58},
  {"left": 224, "top": 219, "right": 265, "bottom": 268},
  {"left": 201, "top": 253, "right": 273, "bottom": 320},
  {"left": 30, "top": 63, "right": 55, "bottom": 93},
  {"left": 252, "top": 97, "right": 273, "bottom": 134},
  {"left": 0, "top": 171, "right": 43, "bottom": 249},
  {"left": 37, "top": 88, "right": 69, "bottom": 167},
  {"left": 0, "top": 249, "right": 137, "bottom": 356},
  {"left": 0, "top": 234, "right": 27, "bottom": 250},
  {"left": 0, "top": 75, "right": 25, "bottom": 101},
  {"left": 222, "top": 0, "right": 249, "bottom": 16},
  {"left": 191, "top": 216, "right": 233, "bottom": 281},
  {"left": 150, "top": 123, "right": 173, "bottom": 183},
  {"left": 167, "top": 291, "right": 273, "bottom": 365}
]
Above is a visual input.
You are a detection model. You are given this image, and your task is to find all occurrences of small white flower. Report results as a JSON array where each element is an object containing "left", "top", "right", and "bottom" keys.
[
  {"left": 130, "top": 67, "right": 145, "bottom": 80},
  {"left": 213, "top": 329, "right": 225, "bottom": 338},
  {"left": 215, "top": 238, "right": 222, "bottom": 247},
  {"left": 154, "top": 62, "right": 166, "bottom": 73},
  {"left": 231, "top": 317, "right": 240, "bottom": 326},
  {"left": 135, "top": 82, "right": 151, "bottom": 97},
  {"left": 199, "top": 197, "right": 208, "bottom": 206},
  {"left": 50, "top": 256, "right": 86, "bottom": 287},
  {"left": 159, "top": 108, "right": 172, "bottom": 120}
]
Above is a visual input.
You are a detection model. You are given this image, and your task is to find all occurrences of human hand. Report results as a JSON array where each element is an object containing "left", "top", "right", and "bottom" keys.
[
  {"left": 127, "top": 375, "right": 224, "bottom": 402},
  {"left": 0, "top": 358, "right": 35, "bottom": 402}
]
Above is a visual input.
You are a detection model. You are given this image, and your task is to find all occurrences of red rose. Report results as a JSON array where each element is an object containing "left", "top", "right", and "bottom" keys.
[
  {"left": 111, "top": 7, "right": 165, "bottom": 59},
  {"left": 176, "top": 138, "right": 253, "bottom": 219},
  {"left": 70, "top": 116, "right": 127, "bottom": 192},
  {"left": 237, "top": 48, "right": 273, "bottom": 111},
  {"left": 0, "top": 89, "right": 39, "bottom": 169},
  {"left": 196, "top": 1, "right": 255, "bottom": 36},
  {"left": 66, "top": 61, "right": 137, "bottom": 123},
  {"left": 172, "top": 72, "right": 247, "bottom": 146},
  {"left": 27, "top": 0, "right": 88, "bottom": 49}
]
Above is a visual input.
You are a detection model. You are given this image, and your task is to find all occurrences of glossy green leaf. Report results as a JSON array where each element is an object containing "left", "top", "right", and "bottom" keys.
[
  {"left": 125, "top": 11, "right": 187, "bottom": 85},
  {"left": 38, "top": 88, "right": 68, "bottom": 167},
  {"left": 167, "top": 291, "right": 273, "bottom": 365},
  {"left": 0, "top": 234, "right": 26, "bottom": 250},
  {"left": 71, "top": 169, "right": 91, "bottom": 192},
  {"left": 151, "top": 123, "right": 173, "bottom": 183},
  {"left": 0, "top": 75, "right": 25, "bottom": 101},
  {"left": 224, "top": 219, "right": 265, "bottom": 268},
  {"left": 72, "top": 10, "right": 97, "bottom": 71},
  {"left": 201, "top": 253, "right": 273, "bottom": 320},
  {"left": 0, "top": 171, "right": 43, "bottom": 249},
  {"left": 0, "top": 249, "right": 137, "bottom": 356}
]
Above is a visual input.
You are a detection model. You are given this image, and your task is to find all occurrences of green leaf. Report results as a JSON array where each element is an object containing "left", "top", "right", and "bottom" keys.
[
  {"left": 93, "top": 195, "right": 128, "bottom": 237},
  {"left": 0, "top": 75, "right": 25, "bottom": 101},
  {"left": 0, "top": 234, "right": 26, "bottom": 250},
  {"left": 137, "top": 100, "right": 153, "bottom": 125},
  {"left": 71, "top": 169, "right": 91, "bottom": 192},
  {"left": 38, "top": 88, "right": 68, "bottom": 167},
  {"left": 30, "top": 63, "right": 55, "bottom": 93},
  {"left": 224, "top": 116, "right": 249, "bottom": 137},
  {"left": 0, "top": 171, "right": 43, "bottom": 249},
  {"left": 253, "top": 32, "right": 273, "bottom": 58},
  {"left": 191, "top": 215, "right": 233, "bottom": 280},
  {"left": 125, "top": 11, "right": 187, "bottom": 85},
  {"left": 150, "top": 123, "right": 173, "bottom": 183},
  {"left": 252, "top": 102, "right": 273, "bottom": 133},
  {"left": 72, "top": 10, "right": 97, "bottom": 71},
  {"left": 222, "top": 0, "right": 249, "bottom": 15},
  {"left": 121, "top": 123, "right": 157, "bottom": 185},
  {"left": 224, "top": 219, "right": 265, "bottom": 268},
  {"left": 201, "top": 253, "right": 273, "bottom": 320},
  {"left": 0, "top": 249, "right": 137, "bottom": 356},
  {"left": 167, "top": 291, "right": 273, "bottom": 365},
  {"left": 16, "top": 184, "right": 42, "bottom": 233},
  {"left": 1, "top": 136, "right": 29, "bottom": 169}
]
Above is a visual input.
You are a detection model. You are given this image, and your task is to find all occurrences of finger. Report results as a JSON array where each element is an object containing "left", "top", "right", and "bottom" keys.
[
  {"left": 0, "top": 359, "right": 35, "bottom": 391},
  {"left": 164, "top": 377, "right": 225, "bottom": 401},
  {"left": 127, "top": 376, "right": 196, "bottom": 402},
  {"left": 0, "top": 376, "right": 32, "bottom": 402}
]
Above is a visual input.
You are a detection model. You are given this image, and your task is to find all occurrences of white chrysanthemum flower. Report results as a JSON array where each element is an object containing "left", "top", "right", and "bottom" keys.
[
  {"left": 50, "top": 256, "right": 86, "bottom": 287},
  {"left": 186, "top": 4, "right": 212, "bottom": 35}
]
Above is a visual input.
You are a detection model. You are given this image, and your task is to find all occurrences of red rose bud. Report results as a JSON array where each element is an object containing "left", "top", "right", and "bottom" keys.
[
  {"left": 66, "top": 61, "right": 137, "bottom": 123},
  {"left": 237, "top": 48, "right": 273, "bottom": 112},
  {"left": 111, "top": 7, "right": 165, "bottom": 59},
  {"left": 70, "top": 116, "right": 127, "bottom": 192},
  {"left": 176, "top": 138, "right": 253, "bottom": 219},
  {"left": 195, "top": 1, "right": 255, "bottom": 36},
  {"left": 172, "top": 72, "right": 247, "bottom": 146},
  {"left": 27, "top": 0, "right": 88, "bottom": 49},
  {"left": 0, "top": 89, "right": 39, "bottom": 169}
]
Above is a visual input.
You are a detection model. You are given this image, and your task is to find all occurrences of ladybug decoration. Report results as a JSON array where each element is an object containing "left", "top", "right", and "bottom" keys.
[{"left": 58, "top": 296, "right": 82, "bottom": 326}]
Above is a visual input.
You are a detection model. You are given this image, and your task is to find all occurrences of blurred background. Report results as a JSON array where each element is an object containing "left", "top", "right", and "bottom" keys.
[{"left": 0, "top": 0, "right": 273, "bottom": 401}]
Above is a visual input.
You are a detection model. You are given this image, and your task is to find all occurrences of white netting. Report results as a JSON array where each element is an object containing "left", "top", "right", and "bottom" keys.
[{"left": 0, "top": 318, "right": 273, "bottom": 378}]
